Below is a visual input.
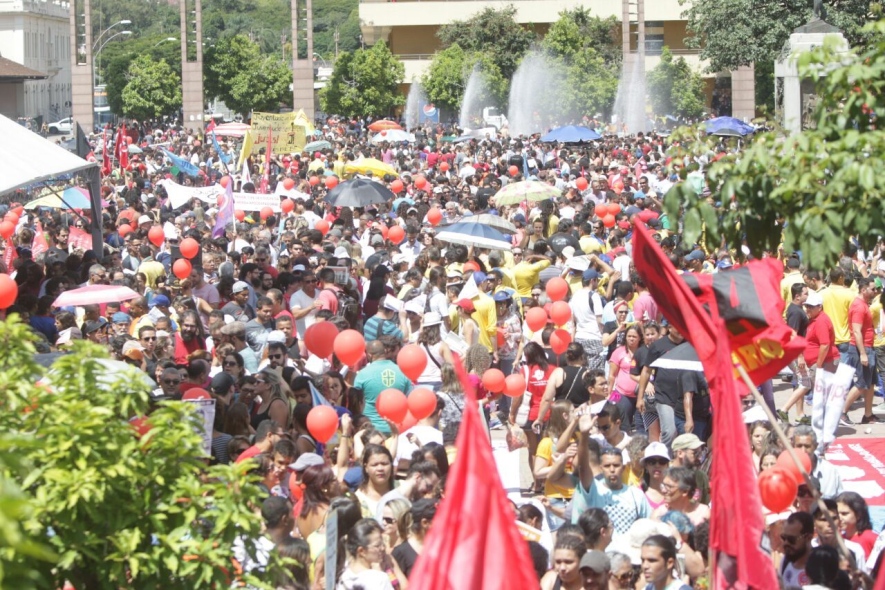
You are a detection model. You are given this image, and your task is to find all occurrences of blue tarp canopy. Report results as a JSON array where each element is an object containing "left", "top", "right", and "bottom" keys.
[
  {"left": 539, "top": 125, "right": 602, "bottom": 143},
  {"left": 704, "top": 116, "right": 755, "bottom": 137}
]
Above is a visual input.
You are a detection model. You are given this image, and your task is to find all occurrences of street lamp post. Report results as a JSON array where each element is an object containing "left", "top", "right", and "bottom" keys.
[
  {"left": 92, "top": 30, "right": 132, "bottom": 88},
  {"left": 312, "top": 52, "right": 327, "bottom": 68},
  {"left": 153, "top": 37, "right": 177, "bottom": 48}
]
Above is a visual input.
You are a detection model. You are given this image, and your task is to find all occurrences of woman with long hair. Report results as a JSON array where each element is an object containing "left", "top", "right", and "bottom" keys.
[
  {"left": 642, "top": 443, "right": 671, "bottom": 512},
  {"left": 392, "top": 499, "right": 438, "bottom": 579},
  {"left": 296, "top": 464, "right": 341, "bottom": 538},
  {"left": 220, "top": 349, "right": 247, "bottom": 381},
  {"left": 748, "top": 420, "right": 772, "bottom": 475},
  {"left": 322, "top": 371, "right": 347, "bottom": 406},
  {"left": 608, "top": 324, "right": 644, "bottom": 430},
  {"left": 378, "top": 497, "right": 411, "bottom": 553},
  {"left": 437, "top": 363, "right": 465, "bottom": 445},
  {"left": 625, "top": 436, "right": 649, "bottom": 488},
  {"left": 362, "top": 265, "right": 394, "bottom": 320},
  {"left": 577, "top": 508, "right": 614, "bottom": 552},
  {"left": 510, "top": 341, "right": 556, "bottom": 478},
  {"left": 355, "top": 444, "right": 395, "bottom": 518},
  {"left": 533, "top": 343, "right": 588, "bottom": 433},
  {"left": 336, "top": 518, "right": 400, "bottom": 590},
  {"left": 532, "top": 399, "right": 578, "bottom": 530},
  {"left": 836, "top": 491, "right": 878, "bottom": 557},
  {"left": 222, "top": 402, "right": 255, "bottom": 437},
  {"left": 250, "top": 368, "right": 291, "bottom": 429}
]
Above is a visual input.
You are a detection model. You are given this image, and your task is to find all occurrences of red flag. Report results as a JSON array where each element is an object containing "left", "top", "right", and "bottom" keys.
[
  {"left": 32, "top": 221, "right": 49, "bottom": 260},
  {"left": 102, "top": 127, "right": 111, "bottom": 177},
  {"left": 408, "top": 355, "right": 538, "bottom": 590},
  {"left": 119, "top": 124, "right": 129, "bottom": 171},
  {"left": 632, "top": 222, "right": 779, "bottom": 590},
  {"left": 206, "top": 118, "right": 216, "bottom": 133},
  {"left": 2, "top": 237, "right": 17, "bottom": 271}
]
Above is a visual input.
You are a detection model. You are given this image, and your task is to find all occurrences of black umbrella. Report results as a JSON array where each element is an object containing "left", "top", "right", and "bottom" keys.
[
  {"left": 323, "top": 178, "right": 395, "bottom": 208},
  {"left": 650, "top": 342, "right": 702, "bottom": 372}
]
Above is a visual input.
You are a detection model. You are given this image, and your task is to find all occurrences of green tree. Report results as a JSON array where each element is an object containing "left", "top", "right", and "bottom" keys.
[
  {"left": 561, "top": 49, "right": 619, "bottom": 119},
  {"left": 421, "top": 45, "right": 507, "bottom": 114},
  {"left": 101, "top": 35, "right": 182, "bottom": 116},
  {"left": 121, "top": 55, "right": 182, "bottom": 120},
  {"left": 204, "top": 34, "right": 293, "bottom": 116},
  {"left": 541, "top": 7, "right": 620, "bottom": 67},
  {"left": 0, "top": 318, "right": 281, "bottom": 589},
  {"left": 663, "top": 21, "right": 885, "bottom": 268},
  {"left": 647, "top": 47, "right": 705, "bottom": 119},
  {"left": 437, "top": 6, "right": 535, "bottom": 83},
  {"left": 320, "top": 41, "right": 405, "bottom": 116}
]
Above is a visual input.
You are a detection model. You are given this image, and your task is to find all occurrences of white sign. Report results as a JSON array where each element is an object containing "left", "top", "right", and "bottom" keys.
[
  {"left": 184, "top": 397, "right": 216, "bottom": 456},
  {"left": 233, "top": 192, "right": 281, "bottom": 212},
  {"left": 158, "top": 179, "right": 220, "bottom": 210}
]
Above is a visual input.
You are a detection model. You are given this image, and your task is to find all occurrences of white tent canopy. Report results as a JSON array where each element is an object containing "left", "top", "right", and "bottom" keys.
[{"left": 0, "top": 114, "right": 98, "bottom": 195}]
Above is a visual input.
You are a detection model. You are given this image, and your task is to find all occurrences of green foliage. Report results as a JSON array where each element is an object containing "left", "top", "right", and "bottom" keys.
[
  {"left": 121, "top": 55, "right": 182, "bottom": 120},
  {"left": 647, "top": 47, "right": 706, "bottom": 119},
  {"left": 204, "top": 35, "right": 293, "bottom": 116},
  {"left": 100, "top": 35, "right": 182, "bottom": 116},
  {"left": 663, "top": 21, "right": 885, "bottom": 269},
  {"left": 313, "top": 0, "right": 362, "bottom": 57},
  {"left": 320, "top": 41, "right": 406, "bottom": 117},
  {"left": 0, "top": 318, "right": 277, "bottom": 589},
  {"left": 437, "top": 6, "right": 536, "bottom": 83},
  {"left": 541, "top": 7, "right": 621, "bottom": 67},
  {"left": 561, "top": 49, "right": 620, "bottom": 119},
  {"left": 421, "top": 45, "right": 507, "bottom": 114}
]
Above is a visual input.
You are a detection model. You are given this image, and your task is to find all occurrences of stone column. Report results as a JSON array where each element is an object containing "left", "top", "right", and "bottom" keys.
[
  {"left": 180, "top": 0, "right": 204, "bottom": 133},
  {"left": 69, "top": 0, "right": 93, "bottom": 132},
  {"left": 731, "top": 65, "right": 756, "bottom": 121},
  {"left": 291, "top": 0, "right": 314, "bottom": 118}
]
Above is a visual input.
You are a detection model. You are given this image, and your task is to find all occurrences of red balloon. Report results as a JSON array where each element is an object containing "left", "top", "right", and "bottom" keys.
[
  {"left": 415, "top": 175, "right": 427, "bottom": 189},
  {"left": 304, "top": 321, "right": 339, "bottom": 358},
  {"left": 503, "top": 374, "right": 526, "bottom": 398},
  {"left": 427, "top": 207, "right": 442, "bottom": 226},
  {"left": 377, "top": 388, "right": 408, "bottom": 423},
  {"left": 283, "top": 178, "right": 295, "bottom": 190},
  {"left": 179, "top": 237, "right": 199, "bottom": 260},
  {"left": 526, "top": 307, "right": 549, "bottom": 332},
  {"left": 390, "top": 179, "right": 404, "bottom": 193},
  {"left": 172, "top": 258, "right": 192, "bottom": 280},
  {"left": 377, "top": 224, "right": 389, "bottom": 239},
  {"left": 508, "top": 165, "right": 519, "bottom": 176},
  {"left": 607, "top": 203, "right": 621, "bottom": 216},
  {"left": 315, "top": 219, "right": 330, "bottom": 235},
  {"left": 550, "top": 301, "right": 572, "bottom": 326},
  {"left": 306, "top": 405, "right": 339, "bottom": 443},
  {"left": 407, "top": 387, "right": 437, "bottom": 420},
  {"left": 130, "top": 416, "right": 152, "bottom": 438},
  {"left": 334, "top": 329, "right": 366, "bottom": 366},
  {"left": 117, "top": 224, "right": 132, "bottom": 238},
  {"left": 388, "top": 225, "right": 405, "bottom": 244},
  {"left": 550, "top": 329, "right": 572, "bottom": 355},
  {"left": 11, "top": 206, "right": 23, "bottom": 217},
  {"left": 397, "top": 344, "right": 428, "bottom": 382},
  {"left": 602, "top": 214, "right": 616, "bottom": 228},
  {"left": 324, "top": 176, "right": 339, "bottom": 190},
  {"left": 758, "top": 467, "right": 798, "bottom": 513},
  {"left": 0, "top": 274, "right": 18, "bottom": 309},
  {"left": 4, "top": 212, "right": 18, "bottom": 224},
  {"left": 546, "top": 277, "right": 569, "bottom": 302},
  {"left": 219, "top": 176, "right": 230, "bottom": 188},
  {"left": 398, "top": 410, "right": 418, "bottom": 432},
  {"left": 309, "top": 176, "right": 321, "bottom": 187},
  {"left": 182, "top": 387, "right": 211, "bottom": 400},
  {"left": 594, "top": 204, "right": 607, "bottom": 218},
  {"left": 289, "top": 474, "right": 304, "bottom": 501},
  {"left": 258, "top": 206, "right": 272, "bottom": 221},
  {"left": 281, "top": 198, "right": 295, "bottom": 214},
  {"left": 0, "top": 221, "right": 15, "bottom": 239},
  {"left": 775, "top": 450, "right": 813, "bottom": 487},
  {"left": 125, "top": 136, "right": 133, "bottom": 144},
  {"left": 482, "top": 369, "right": 506, "bottom": 393},
  {"left": 576, "top": 177, "right": 589, "bottom": 191},
  {"left": 235, "top": 210, "right": 246, "bottom": 222},
  {"left": 148, "top": 226, "right": 165, "bottom": 247},
  {"left": 439, "top": 162, "right": 450, "bottom": 172}
]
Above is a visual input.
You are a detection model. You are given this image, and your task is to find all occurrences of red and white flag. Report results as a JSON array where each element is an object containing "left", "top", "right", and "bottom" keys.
[{"left": 32, "top": 221, "right": 49, "bottom": 260}]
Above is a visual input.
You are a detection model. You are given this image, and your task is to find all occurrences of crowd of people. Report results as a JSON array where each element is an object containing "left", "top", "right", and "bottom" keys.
[{"left": 4, "top": 115, "right": 885, "bottom": 589}]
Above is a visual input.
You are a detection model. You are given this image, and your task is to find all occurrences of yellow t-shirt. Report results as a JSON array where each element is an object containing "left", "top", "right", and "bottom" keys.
[
  {"left": 472, "top": 292, "right": 498, "bottom": 353},
  {"left": 780, "top": 272, "right": 805, "bottom": 306},
  {"left": 535, "top": 437, "right": 576, "bottom": 499},
  {"left": 820, "top": 284, "right": 856, "bottom": 344},
  {"left": 872, "top": 300, "right": 885, "bottom": 348},
  {"left": 513, "top": 260, "right": 551, "bottom": 298}
]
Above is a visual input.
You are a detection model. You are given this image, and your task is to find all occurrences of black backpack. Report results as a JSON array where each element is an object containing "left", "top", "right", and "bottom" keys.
[{"left": 324, "top": 287, "right": 362, "bottom": 330}]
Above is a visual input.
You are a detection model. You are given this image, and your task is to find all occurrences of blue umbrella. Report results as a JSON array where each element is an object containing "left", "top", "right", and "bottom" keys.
[
  {"left": 540, "top": 125, "right": 602, "bottom": 143},
  {"left": 435, "top": 221, "right": 512, "bottom": 251},
  {"left": 704, "top": 116, "right": 755, "bottom": 137}
]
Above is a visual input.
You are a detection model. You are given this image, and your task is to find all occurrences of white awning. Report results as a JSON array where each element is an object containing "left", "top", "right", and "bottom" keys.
[{"left": 0, "top": 114, "right": 98, "bottom": 195}]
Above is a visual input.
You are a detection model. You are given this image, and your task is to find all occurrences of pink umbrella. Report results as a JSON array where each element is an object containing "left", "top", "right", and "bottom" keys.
[
  {"left": 52, "top": 284, "right": 140, "bottom": 307},
  {"left": 213, "top": 122, "right": 251, "bottom": 137}
]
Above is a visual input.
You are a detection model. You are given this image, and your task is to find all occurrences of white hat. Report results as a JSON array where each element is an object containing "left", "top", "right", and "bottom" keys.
[
  {"left": 742, "top": 404, "right": 769, "bottom": 424},
  {"left": 805, "top": 290, "right": 823, "bottom": 307},
  {"left": 266, "top": 330, "right": 286, "bottom": 344},
  {"left": 382, "top": 295, "right": 402, "bottom": 313},
  {"left": 567, "top": 257, "right": 590, "bottom": 272},
  {"left": 562, "top": 246, "right": 576, "bottom": 259},
  {"left": 333, "top": 246, "right": 351, "bottom": 259},
  {"left": 423, "top": 312, "right": 443, "bottom": 327},
  {"left": 138, "top": 214, "right": 152, "bottom": 225},
  {"left": 404, "top": 298, "right": 424, "bottom": 315},
  {"left": 642, "top": 441, "right": 671, "bottom": 463},
  {"left": 607, "top": 519, "right": 674, "bottom": 565}
]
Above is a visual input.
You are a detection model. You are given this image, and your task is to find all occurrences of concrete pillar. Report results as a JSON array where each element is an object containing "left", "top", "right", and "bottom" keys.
[
  {"left": 69, "top": 0, "right": 93, "bottom": 132},
  {"left": 180, "top": 0, "right": 204, "bottom": 133},
  {"left": 731, "top": 65, "right": 756, "bottom": 121},
  {"left": 291, "top": 0, "right": 314, "bottom": 118}
]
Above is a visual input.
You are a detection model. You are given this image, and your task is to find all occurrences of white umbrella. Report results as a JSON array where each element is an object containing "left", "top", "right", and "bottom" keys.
[{"left": 371, "top": 130, "right": 415, "bottom": 144}]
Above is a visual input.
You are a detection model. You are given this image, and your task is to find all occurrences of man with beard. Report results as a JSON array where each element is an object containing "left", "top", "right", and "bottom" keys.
[
  {"left": 173, "top": 309, "right": 206, "bottom": 364},
  {"left": 238, "top": 262, "right": 261, "bottom": 309},
  {"left": 779, "top": 512, "right": 814, "bottom": 589},
  {"left": 221, "top": 281, "right": 256, "bottom": 322},
  {"left": 46, "top": 225, "right": 69, "bottom": 264},
  {"left": 245, "top": 296, "right": 276, "bottom": 355}
]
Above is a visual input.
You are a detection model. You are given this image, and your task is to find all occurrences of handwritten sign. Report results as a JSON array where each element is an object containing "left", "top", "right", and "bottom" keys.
[
  {"left": 184, "top": 397, "right": 216, "bottom": 456},
  {"left": 251, "top": 112, "right": 307, "bottom": 156}
]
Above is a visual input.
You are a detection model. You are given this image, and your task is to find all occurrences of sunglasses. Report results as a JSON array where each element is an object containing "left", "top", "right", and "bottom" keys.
[
  {"left": 141, "top": 336, "right": 156, "bottom": 341},
  {"left": 645, "top": 457, "right": 668, "bottom": 465},
  {"left": 382, "top": 516, "right": 396, "bottom": 525},
  {"left": 780, "top": 534, "right": 803, "bottom": 543},
  {"left": 163, "top": 379, "right": 181, "bottom": 386},
  {"left": 599, "top": 423, "right": 611, "bottom": 431},
  {"left": 223, "top": 360, "right": 238, "bottom": 367},
  {"left": 268, "top": 353, "right": 283, "bottom": 360},
  {"left": 797, "top": 487, "right": 813, "bottom": 498}
]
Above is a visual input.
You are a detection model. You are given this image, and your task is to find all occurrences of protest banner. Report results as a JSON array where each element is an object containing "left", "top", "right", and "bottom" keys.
[
  {"left": 158, "top": 179, "right": 220, "bottom": 210},
  {"left": 184, "top": 397, "right": 216, "bottom": 456},
  {"left": 233, "top": 192, "right": 281, "bottom": 212},
  {"left": 251, "top": 112, "right": 308, "bottom": 155}
]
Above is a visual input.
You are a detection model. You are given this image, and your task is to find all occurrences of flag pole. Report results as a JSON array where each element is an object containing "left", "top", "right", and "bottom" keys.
[{"left": 732, "top": 362, "right": 850, "bottom": 562}]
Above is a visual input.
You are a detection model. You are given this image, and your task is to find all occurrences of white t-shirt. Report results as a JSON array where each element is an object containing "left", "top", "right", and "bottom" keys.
[
  {"left": 289, "top": 289, "right": 319, "bottom": 338},
  {"left": 780, "top": 560, "right": 809, "bottom": 590},
  {"left": 571, "top": 288, "right": 604, "bottom": 341},
  {"left": 395, "top": 424, "right": 444, "bottom": 467}
]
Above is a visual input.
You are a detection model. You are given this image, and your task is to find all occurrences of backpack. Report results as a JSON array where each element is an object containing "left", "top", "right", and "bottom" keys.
[{"left": 324, "top": 287, "right": 361, "bottom": 330}]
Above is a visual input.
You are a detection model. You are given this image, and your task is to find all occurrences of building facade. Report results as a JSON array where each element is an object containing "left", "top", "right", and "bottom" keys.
[{"left": 0, "top": 0, "right": 71, "bottom": 123}]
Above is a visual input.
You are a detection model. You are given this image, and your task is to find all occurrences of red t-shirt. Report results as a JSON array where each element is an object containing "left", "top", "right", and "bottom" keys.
[
  {"left": 235, "top": 444, "right": 262, "bottom": 464},
  {"left": 848, "top": 298, "right": 873, "bottom": 347},
  {"left": 804, "top": 313, "right": 840, "bottom": 366},
  {"left": 174, "top": 333, "right": 206, "bottom": 364},
  {"left": 523, "top": 364, "right": 556, "bottom": 422}
]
